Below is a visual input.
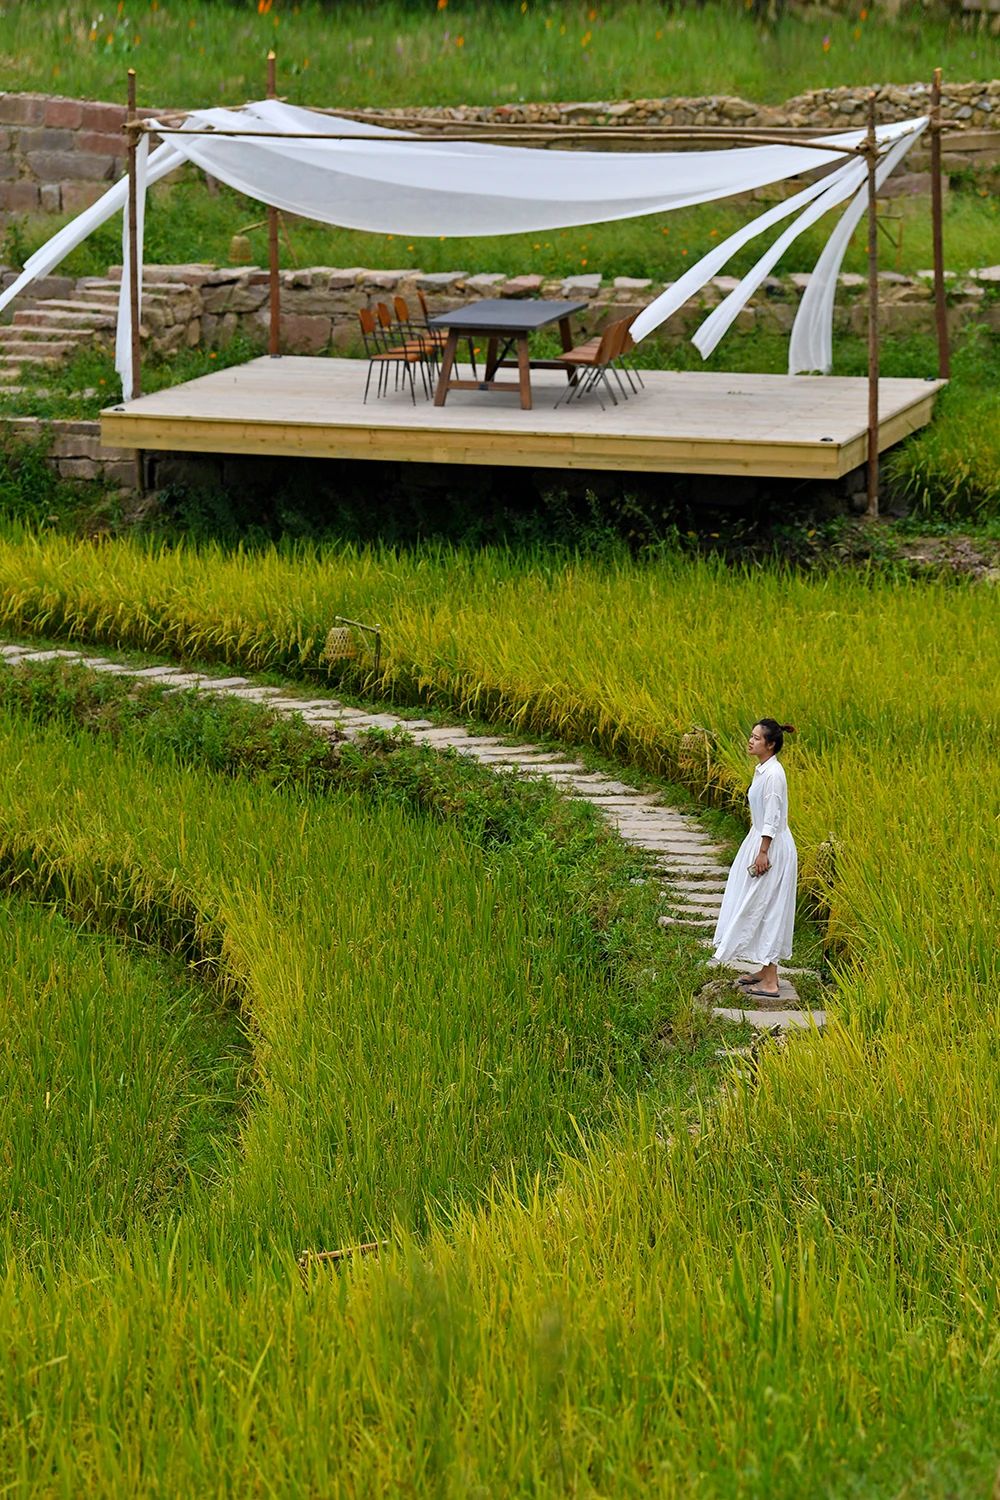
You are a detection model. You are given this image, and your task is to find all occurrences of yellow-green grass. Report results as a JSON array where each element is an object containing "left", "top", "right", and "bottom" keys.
[{"left": 8, "top": 1, "right": 990, "bottom": 113}]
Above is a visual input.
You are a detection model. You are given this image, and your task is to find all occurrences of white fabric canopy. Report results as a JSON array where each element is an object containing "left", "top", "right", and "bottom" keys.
[{"left": 0, "top": 100, "right": 926, "bottom": 399}]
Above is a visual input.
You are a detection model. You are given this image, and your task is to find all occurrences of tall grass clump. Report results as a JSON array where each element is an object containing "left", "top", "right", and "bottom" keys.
[
  {"left": 885, "top": 330, "right": 1000, "bottom": 521},
  {"left": 0, "top": 897, "right": 246, "bottom": 1259}
]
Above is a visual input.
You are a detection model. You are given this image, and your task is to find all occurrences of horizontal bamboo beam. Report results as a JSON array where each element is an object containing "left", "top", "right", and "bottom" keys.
[{"left": 132, "top": 120, "right": 875, "bottom": 155}]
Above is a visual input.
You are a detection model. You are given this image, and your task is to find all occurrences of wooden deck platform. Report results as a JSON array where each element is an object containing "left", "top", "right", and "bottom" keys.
[{"left": 100, "top": 357, "right": 943, "bottom": 480}]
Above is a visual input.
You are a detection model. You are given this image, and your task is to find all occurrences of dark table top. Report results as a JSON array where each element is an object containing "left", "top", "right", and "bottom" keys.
[{"left": 427, "top": 298, "right": 587, "bottom": 333}]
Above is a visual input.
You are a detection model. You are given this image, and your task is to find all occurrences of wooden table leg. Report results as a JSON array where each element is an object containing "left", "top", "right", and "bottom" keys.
[
  {"left": 558, "top": 316, "right": 578, "bottom": 386},
  {"left": 516, "top": 334, "right": 532, "bottom": 410},
  {"left": 433, "top": 329, "right": 460, "bottom": 406},
  {"left": 485, "top": 336, "right": 499, "bottom": 382}
]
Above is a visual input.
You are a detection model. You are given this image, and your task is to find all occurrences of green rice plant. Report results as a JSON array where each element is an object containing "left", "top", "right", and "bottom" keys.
[{"left": 0, "top": 896, "right": 246, "bottom": 1258}]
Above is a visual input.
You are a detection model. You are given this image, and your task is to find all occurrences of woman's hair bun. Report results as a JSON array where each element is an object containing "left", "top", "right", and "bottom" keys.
[{"left": 780, "top": 723, "right": 796, "bottom": 734}]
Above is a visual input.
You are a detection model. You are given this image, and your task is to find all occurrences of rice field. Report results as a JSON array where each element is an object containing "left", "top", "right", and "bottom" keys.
[{"left": 0, "top": 533, "right": 997, "bottom": 1493}]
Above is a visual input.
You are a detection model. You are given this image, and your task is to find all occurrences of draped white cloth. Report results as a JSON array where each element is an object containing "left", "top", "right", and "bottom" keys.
[{"left": 0, "top": 99, "right": 926, "bottom": 399}]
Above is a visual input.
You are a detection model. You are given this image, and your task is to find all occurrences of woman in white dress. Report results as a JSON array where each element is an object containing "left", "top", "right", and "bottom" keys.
[{"left": 712, "top": 719, "right": 797, "bottom": 1001}]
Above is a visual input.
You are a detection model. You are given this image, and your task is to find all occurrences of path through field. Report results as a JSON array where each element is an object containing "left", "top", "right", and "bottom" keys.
[{"left": 0, "top": 640, "right": 824, "bottom": 1034}]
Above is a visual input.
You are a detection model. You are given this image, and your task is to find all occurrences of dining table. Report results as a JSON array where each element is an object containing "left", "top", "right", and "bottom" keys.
[{"left": 427, "top": 298, "right": 588, "bottom": 411}]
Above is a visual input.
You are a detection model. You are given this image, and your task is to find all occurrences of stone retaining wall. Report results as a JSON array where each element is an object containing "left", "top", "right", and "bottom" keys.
[
  {"left": 109, "top": 261, "right": 1000, "bottom": 357},
  {"left": 1, "top": 416, "right": 135, "bottom": 486},
  {"left": 1, "top": 80, "right": 997, "bottom": 219}
]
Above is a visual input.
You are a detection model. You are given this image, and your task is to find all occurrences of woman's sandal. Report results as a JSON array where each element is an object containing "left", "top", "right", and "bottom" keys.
[
  {"left": 736, "top": 973, "right": 764, "bottom": 987},
  {"left": 745, "top": 987, "right": 781, "bottom": 1000}
]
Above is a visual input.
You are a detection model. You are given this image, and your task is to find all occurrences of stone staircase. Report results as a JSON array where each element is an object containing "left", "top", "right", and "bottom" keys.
[
  {"left": 0, "top": 276, "right": 190, "bottom": 396},
  {"left": 0, "top": 277, "right": 119, "bottom": 392},
  {"left": 0, "top": 641, "right": 828, "bottom": 1036}
]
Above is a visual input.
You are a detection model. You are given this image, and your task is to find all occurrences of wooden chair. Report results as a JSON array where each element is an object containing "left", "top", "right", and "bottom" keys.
[
  {"left": 380, "top": 300, "right": 445, "bottom": 394},
  {"left": 554, "top": 319, "right": 630, "bottom": 410},
  {"left": 394, "top": 295, "right": 446, "bottom": 353},
  {"left": 357, "top": 307, "right": 430, "bottom": 405},
  {"left": 558, "top": 315, "right": 645, "bottom": 400},
  {"left": 416, "top": 289, "right": 477, "bottom": 378}
]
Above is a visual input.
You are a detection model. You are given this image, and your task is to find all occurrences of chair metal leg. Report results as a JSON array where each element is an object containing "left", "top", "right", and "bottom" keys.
[
  {"left": 615, "top": 358, "right": 638, "bottom": 395},
  {"left": 609, "top": 363, "right": 631, "bottom": 399},
  {"left": 364, "top": 359, "right": 375, "bottom": 403}
]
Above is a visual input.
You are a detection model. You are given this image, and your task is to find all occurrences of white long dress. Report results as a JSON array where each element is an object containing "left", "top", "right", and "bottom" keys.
[{"left": 713, "top": 755, "right": 797, "bottom": 966}]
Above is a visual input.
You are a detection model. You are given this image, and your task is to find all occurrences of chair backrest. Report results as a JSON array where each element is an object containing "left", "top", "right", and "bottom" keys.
[
  {"left": 593, "top": 320, "right": 622, "bottom": 366},
  {"left": 375, "top": 301, "right": 394, "bottom": 331},
  {"left": 609, "top": 317, "right": 632, "bottom": 359},
  {"left": 619, "top": 313, "right": 638, "bottom": 356},
  {"left": 393, "top": 295, "right": 412, "bottom": 324},
  {"left": 358, "top": 306, "right": 380, "bottom": 352},
  {"left": 416, "top": 288, "right": 432, "bottom": 324}
]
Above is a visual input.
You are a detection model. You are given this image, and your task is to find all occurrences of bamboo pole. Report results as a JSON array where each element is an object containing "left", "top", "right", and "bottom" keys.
[
  {"left": 865, "top": 94, "right": 880, "bottom": 520},
  {"left": 267, "top": 50, "right": 281, "bottom": 359},
  {"left": 930, "top": 67, "right": 950, "bottom": 380},
  {"left": 140, "top": 122, "right": 870, "bottom": 156},
  {"left": 126, "top": 67, "right": 144, "bottom": 493},
  {"left": 126, "top": 68, "right": 142, "bottom": 401}
]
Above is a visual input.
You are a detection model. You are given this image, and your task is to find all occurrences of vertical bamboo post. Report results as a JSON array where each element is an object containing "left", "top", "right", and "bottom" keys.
[
  {"left": 930, "top": 67, "right": 950, "bottom": 380},
  {"left": 126, "top": 68, "right": 142, "bottom": 401},
  {"left": 865, "top": 93, "right": 880, "bottom": 520},
  {"left": 267, "top": 50, "right": 281, "bottom": 358}
]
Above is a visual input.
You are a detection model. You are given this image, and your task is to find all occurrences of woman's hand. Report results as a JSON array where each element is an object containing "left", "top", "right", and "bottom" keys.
[{"left": 753, "top": 849, "right": 771, "bottom": 877}]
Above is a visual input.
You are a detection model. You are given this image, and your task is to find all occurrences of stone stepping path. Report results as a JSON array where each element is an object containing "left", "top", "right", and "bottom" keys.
[{"left": 0, "top": 642, "right": 826, "bottom": 1033}]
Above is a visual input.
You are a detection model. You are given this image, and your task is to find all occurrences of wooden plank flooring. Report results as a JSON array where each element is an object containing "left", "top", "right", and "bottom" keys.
[{"left": 100, "top": 357, "right": 944, "bottom": 480}]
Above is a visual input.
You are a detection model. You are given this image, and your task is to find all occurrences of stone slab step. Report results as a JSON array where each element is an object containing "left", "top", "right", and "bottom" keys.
[
  {"left": 549, "top": 776, "right": 639, "bottom": 793},
  {"left": 652, "top": 858, "right": 731, "bottom": 877},
  {"left": 14, "top": 308, "right": 116, "bottom": 330},
  {"left": 669, "top": 879, "right": 728, "bottom": 893},
  {"left": 350, "top": 714, "right": 410, "bottom": 730},
  {"left": 603, "top": 813, "right": 697, "bottom": 831},
  {"left": 0, "top": 354, "right": 66, "bottom": 372},
  {"left": 579, "top": 794, "right": 664, "bottom": 807},
  {"left": 720, "top": 976, "right": 800, "bottom": 1004},
  {"left": 0, "top": 325, "right": 91, "bottom": 345},
  {"left": 17, "top": 297, "right": 120, "bottom": 314},
  {"left": 517, "top": 763, "right": 589, "bottom": 778},
  {"left": 16, "top": 649, "right": 84, "bottom": 662},
  {"left": 667, "top": 901, "right": 722, "bottom": 919},
  {"left": 713, "top": 1006, "right": 826, "bottom": 1032},
  {"left": 0, "top": 337, "right": 84, "bottom": 358},
  {"left": 707, "top": 956, "right": 821, "bottom": 979},
  {"left": 659, "top": 913, "right": 716, "bottom": 929}
]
